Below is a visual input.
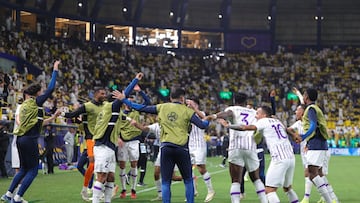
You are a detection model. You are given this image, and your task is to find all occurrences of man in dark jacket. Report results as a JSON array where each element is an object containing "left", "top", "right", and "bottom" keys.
[{"left": 0, "top": 120, "right": 10, "bottom": 178}]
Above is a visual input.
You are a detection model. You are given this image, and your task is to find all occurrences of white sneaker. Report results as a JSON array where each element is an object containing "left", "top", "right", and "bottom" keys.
[
  {"left": 150, "top": 196, "right": 162, "bottom": 201},
  {"left": 80, "top": 189, "right": 89, "bottom": 201},
  {"left": 204, "top": 191, "right": 215, "bottom": 202}
]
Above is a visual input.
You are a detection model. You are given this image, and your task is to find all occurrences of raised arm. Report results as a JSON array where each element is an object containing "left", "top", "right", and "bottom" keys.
[
  {"left": 186, "top": 99, "right": 205, "bottom": 119},
  {"left": 63, "top": 105, "right": 86, "bottom": 118},
  {"left": 229, "top": 124, "right": 257, "bottom": 131},
  {"left": 127, "top": 118, "right": 150, "bottom": 132},
  {"left": 206, "top": 110, "right": 233, "bottom": 121},
  {"left": 42, "top": 109, "right": 61, "bottom": 126},
  {"left": 133, "top": 83, "right": 151, "bottom": 105},
  {"left": 270, "top": 89, "right": 276, "bottom": 116},
  {"left": 124, "top": 72, "right": 143, "bottom": 97},
  {"left": 112, "top": 90, "right": 157, "bottom": 114},
  {"left": 36, "top": 60, "right": 60, "bottom": 105},
  {"left": 217, "top": 118, "right": 257, "bottom": 131},
  {"left": 293, "top": 87, "right": 304, "bottom": 104},
  {"left": 190, "top": 113, "right": 209, "bottom": 129}
]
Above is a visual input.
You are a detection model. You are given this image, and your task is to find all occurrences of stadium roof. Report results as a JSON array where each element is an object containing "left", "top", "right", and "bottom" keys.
[{"left": 2, "top": 0, "right": 360, "bottom": 45}]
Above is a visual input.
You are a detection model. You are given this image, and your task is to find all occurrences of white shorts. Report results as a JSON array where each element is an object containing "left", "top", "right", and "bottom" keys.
[
  {"left": 228, "top": 149, "right": 259, "bottom": 172},
  {"left": 305, "top": 150, "right": 327, "bottom": 168},
  {"left": 322, "top": 150, "right": 331, "bottom": 175},
  {"left": 11, "top": 135, "right": 20, "bottom": 169},
  {"left": 117, "top": 140, "right": 140, "bottom": 162},
  {"left": 94, "top": 145, "right": 116, "bottom": 173},
  {"left": 266, "top": 158, "right": 296, "bottom": 188},
  {"left": 189, "top": 147, "right": 207, "bottom": 165}
]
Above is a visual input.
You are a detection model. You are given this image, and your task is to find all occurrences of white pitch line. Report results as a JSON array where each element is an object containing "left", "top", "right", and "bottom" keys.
[{"left": 133, "top": 168, "right": 228, "bottom": 195}]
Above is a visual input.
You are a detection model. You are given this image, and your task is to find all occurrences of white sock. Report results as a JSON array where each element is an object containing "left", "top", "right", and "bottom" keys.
[
  {"left": 253, "top": 179, "right": 267, "bottom": 203},
  {"left": 5, "top": 191, "right": 13, "bottom": 197},
  {"left": 304, "top": 177, "right": 312, "bottom": 199},
  {"left": 202, "top": 172, "right": 214, "bottom": 193},
  {"left": 120, "top": 168, "right": 127, "bottom": 191},
  {"left": 312, "top": 175, "right": 332, "bottom": 203},
  {"left": 104, "top": 182, "right": 114, "bottom": 202},
  {"left": 130, "top": 167, "right": 138, "bottom": 190},
  {"left": 13, "top": 194, "right": 21, "bottom": 202},
  {"left": 286, "top": 188, "right": 299, "bottom": 203},
  {"left": 14, "top": 184, "right": 21, "bottom": 195},
  {"left": 323, "top": 176, "right": 338, "bottom": 201},
  {"left": 230, "top": 182, "right": 241, "bottom": 203},
  {"left": 155, "top": 179, "right": 162, "bottom": 197},
  {"left": 92, "top": 181, "right": 104, "bottom": 203},
  {"left": 266, "top": 191, "right": 280, "bottom": 203}
]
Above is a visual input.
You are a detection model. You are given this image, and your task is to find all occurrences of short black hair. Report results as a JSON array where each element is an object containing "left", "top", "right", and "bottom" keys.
[
  {"left": 306, "top": 88, "right": 318, "bottom": 101},
  {"left": 24, "top": 83, "right": 42, "bottom": 96},
  {"left": 189, "top": 96, "right": 200, "bottom": 105},
  {"left": 170, "top": 88, "right": 185, "bottom": 99},
  {"left": 260, "top": 105, "right": 273, "bottom": 117},
  {"left": 234, "top": 92, "right": 247, "bottom": 105},
  {"left": 94, "top": 87, "right": 106, "bottom": 93},
  {"left": 107, "top": 93, "right": 115, "bottom": 102}
]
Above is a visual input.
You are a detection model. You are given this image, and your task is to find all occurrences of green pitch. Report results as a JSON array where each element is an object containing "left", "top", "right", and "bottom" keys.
[{"left": 0, "top": 155, "right": 358, "bottom": 202}]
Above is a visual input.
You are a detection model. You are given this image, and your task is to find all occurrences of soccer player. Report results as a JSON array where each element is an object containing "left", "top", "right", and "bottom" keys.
[
  {"left": 63, "top": 87, "right": 107, "bottom": 201},
  {"left": 219, "top": 132, "right": 229, "bottom": 168},
  {"left": 116, "top": 72, "right": 151, "bottom": 199},
  {"left": 297, "top": 88, "right": 338, "bottom": 203},
  {"left": 6, "top": 99, "right": 28, "bottom": 203},
  {"left": 220, "top": 105, "right": 299, "bottom": 203},
  {"left": 113, "top": 88, "right": 210, "bottom": 203},
  {"left": 186, "top": 98, "right": 215, "bottom": 202},
  {"left": 128, "top": 117, "right": 183, "bottom": 201},
  {"left": 207, "top": 93, "right": 267, "bottom": 203},
  {"left": 1, "top": 60, "right": 61, "bottom": 203},
  {"left": 91, "top": 91, "right": 125, "bottom": 203},
  {"left": 287, "top": 104, "right": 310, "bottom": 203},
  {"left": 135, "top": 121, "right": 163, "bottom": 201},
  {"left": 11, "top": 99, "right": 21, "bottom": 173}
]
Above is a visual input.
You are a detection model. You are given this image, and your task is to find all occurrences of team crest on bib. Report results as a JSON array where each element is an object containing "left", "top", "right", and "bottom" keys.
[{"left": 167, "top": 112, "right": 178, "bottom": 122}]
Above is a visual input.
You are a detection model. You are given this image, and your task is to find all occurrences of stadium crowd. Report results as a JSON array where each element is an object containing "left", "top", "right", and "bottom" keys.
[
  {"left": 0, "top": 15, "right": 359, "bottom": 203},
  {"left": 0, "top": 27, "right": 359, "bottom": 149}
]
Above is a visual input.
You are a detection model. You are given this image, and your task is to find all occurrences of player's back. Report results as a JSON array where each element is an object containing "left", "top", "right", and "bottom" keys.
[
  {"left": 225, "top": 106, "right": 257, "bottom": 150},
  {"left": 225, "top": 106, "right": 256, "bottom": 126},
  {"left": 189, "top": 111, "right": 206, "bottom": 149},
  {"left": 256, "top": 117, "right": 294, "bottom": 161}
]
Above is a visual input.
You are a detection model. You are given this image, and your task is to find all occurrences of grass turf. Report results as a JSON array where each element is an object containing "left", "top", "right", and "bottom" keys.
[{"left": 0, "top": 155, "right": 358, "bottom": 202}]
